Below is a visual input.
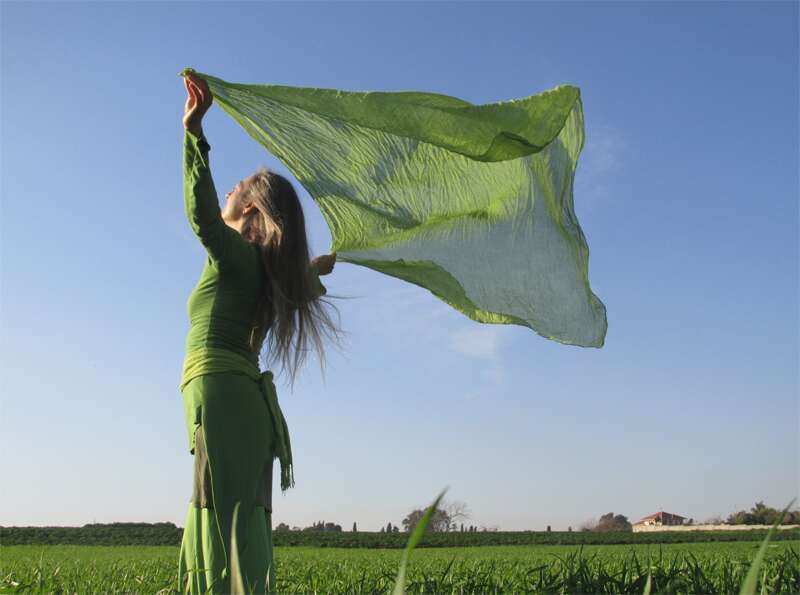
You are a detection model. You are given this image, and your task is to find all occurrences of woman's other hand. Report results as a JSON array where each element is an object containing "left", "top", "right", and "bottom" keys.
[
  {"left": 312, "top": 252, "right": 337, "bottom": 276},
  {"left": 183, "top": 71, "right": 213, "bottom": 136}
]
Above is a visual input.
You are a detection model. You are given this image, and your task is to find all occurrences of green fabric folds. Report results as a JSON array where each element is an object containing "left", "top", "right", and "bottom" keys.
[
  {"left": 182, "top": 346, "right": 294, "bottom": 493},
  {"left": 180, "top": 68, "right": 607, "bottom": 347}
]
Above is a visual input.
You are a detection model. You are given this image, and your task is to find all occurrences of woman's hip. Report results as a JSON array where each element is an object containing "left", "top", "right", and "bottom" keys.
[{"left": 181, "top": 371, "right": 276, "bottom": 454}]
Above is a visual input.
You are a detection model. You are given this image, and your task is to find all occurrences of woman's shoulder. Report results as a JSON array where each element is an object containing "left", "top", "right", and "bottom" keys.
[{"left": 211, "top": 228, "right": 263, "bottom": 279}]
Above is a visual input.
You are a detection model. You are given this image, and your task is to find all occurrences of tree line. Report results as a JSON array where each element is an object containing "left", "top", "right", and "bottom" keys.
[
  {"left": 726, "top": 501, "right": 800, "bottom": 525},
  {"left": 1, "top": 522, "right": 182, "bottom": 545},
  {"left": 5, "top": 499, "right": 795, "bottom": 546}
]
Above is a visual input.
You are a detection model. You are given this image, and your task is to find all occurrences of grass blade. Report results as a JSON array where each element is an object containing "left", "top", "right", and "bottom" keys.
[
  {"left": 739, "top": 498, "right": 796, "bottom": 595},
  {"left": 230, "top": 502, "right": 246, "bottom": 595},
  {"left": 391, "top": 487, "right": 448, "bottom": 595},
  {"left": 642, "top": 572, "right": 652, "bottom": 595}
]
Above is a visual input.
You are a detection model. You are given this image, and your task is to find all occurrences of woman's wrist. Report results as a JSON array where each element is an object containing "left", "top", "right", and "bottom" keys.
[{"left": 185, "top": 123, "right": 204, "bottom": 138}]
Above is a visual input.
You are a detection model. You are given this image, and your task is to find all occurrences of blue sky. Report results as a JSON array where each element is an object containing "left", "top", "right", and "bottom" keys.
[{"left": 1, "top": 1, "right": 797, "bottom": 531}]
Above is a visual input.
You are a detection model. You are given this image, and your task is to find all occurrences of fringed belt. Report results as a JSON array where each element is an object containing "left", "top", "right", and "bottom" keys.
[{"left": 180, "top": 347, "right": 295, "bottom": 492}]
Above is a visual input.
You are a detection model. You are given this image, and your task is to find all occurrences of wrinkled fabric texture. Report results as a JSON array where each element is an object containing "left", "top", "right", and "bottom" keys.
[{"left": 180, "top": 67, "right": 607, "bottom": 347}]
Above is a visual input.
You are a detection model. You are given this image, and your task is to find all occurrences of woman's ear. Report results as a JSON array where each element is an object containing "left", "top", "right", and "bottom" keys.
[{"left": 244, "top": 202, "right": 257, "bottom": 215}]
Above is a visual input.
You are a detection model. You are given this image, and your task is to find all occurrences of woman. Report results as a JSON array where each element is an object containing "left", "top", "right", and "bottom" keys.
[{"left": 178, "top": 71, "right": 340, "bottom": 593}]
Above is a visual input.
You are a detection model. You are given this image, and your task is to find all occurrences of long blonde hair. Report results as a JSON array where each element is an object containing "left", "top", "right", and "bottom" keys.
[{"left": 239, "top": 166, "right": 341, "bottom": 386}]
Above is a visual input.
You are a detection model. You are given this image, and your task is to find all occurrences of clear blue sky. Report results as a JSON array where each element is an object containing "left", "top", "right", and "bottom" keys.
[{"left": 2, "top": 1, "right": 797, "bottom": 531}]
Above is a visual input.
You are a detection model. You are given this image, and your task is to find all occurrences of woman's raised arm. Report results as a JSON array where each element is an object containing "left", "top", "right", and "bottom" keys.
[{"left": 182, "top": 71, "right": 233, "bottom": 265}]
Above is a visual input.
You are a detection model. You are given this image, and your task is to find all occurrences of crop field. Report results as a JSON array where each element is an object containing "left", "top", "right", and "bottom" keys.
[{"left": 2, "top": 541, "right": 798, "bottom": 594}]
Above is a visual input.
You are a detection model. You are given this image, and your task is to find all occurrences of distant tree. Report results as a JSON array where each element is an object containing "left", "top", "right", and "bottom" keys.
[
  {"left": 392, "top": 525, "right": 399, "bottom": 533},
  {"left": 380, "top": 526, "right": 385, "bottom": 533},
  {"left": 727, "top": 501, "right": 800, "bottom": 525},
  {"left": 546, "top": 525, "right": 551, "bottom": 533},
  {"left": 460, "top": 523, "right": 464, "bottom": 533},
  {"left": 568, "top": 526, "right": 572, "bottom": 532},
  {"left": 443, "top": 499, "right": 471, "bottom": 531},
  {"left": 402, "top": 508, "right": 451, "bottom": 533},
  {"left": 275, "top": 522, "right": 290, "bottom": 532},
  {"left": 595, "top": 513, "right": 632, "bottom": 532},
  {"left": 352, "top": 522, "right": 358, "bottom": 532},
  {"left": 402, "top": 510, "right": 422, "bottom": 533},
  {"left": 302, "top": 520, "right": 342, "bottom": 532},
  {"left": 386, "top": 522, "right": 393, "bottom": 533}
]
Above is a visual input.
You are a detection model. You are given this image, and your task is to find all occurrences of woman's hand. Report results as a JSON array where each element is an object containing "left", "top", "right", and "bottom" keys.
[
  {"left": 183, "top": 71, "right": 213, "bottom": 136},
  {"left": 311, "top": 252, "right": 337, "bottom": 276}
]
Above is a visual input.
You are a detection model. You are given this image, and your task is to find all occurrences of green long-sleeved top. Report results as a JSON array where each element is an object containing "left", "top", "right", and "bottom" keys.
[
  {"left": 180, "top": 129, "right": 327, "bottom": 388},
  {"left": 181, "top": 129, "right": 265, "bottom": 373}
]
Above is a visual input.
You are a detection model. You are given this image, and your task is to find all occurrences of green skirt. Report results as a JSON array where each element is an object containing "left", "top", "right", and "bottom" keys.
[{"left": 178, "top": 372, "right": 277, "bottom": 594}]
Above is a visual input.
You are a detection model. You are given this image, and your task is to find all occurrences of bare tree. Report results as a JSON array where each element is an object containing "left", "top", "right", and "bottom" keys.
[{"left": 442, "top": 499, "right": 471, "bottom": 531}]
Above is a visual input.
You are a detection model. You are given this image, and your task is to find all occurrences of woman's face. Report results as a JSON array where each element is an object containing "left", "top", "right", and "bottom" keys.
[{"left": 222, "top": 174, "right": 258, "bottom": 223}]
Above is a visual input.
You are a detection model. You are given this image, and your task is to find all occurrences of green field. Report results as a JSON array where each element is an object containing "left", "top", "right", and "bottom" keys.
[{"left": 2, "top": 541, "right": 798, "bottom": 594}]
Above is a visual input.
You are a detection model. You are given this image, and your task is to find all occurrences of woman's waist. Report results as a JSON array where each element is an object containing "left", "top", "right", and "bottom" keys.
[
  {"left": 185, "top": 323, "right": 262, "bottom": 358},
  {"left": 180, "top": 345, "right": 262, "bottom": 391}
]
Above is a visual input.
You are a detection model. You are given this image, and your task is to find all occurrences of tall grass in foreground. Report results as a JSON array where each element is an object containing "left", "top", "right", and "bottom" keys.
[{"left": 2, "top": 542, "right": 798, "bottom": 593}]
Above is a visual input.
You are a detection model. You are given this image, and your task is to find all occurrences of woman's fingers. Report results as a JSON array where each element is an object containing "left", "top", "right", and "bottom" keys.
[
  {"left": 188, "top": 78, "right": 201, "bottom": 98},
  {"left": 186, "top": 78, "right": 199, "bottom": 102},
  {"left": 187, "top": 74, "right": 209, "bottom": 105},
  {"left": 185, "top": 73, "right": 200, "bottom": 93},
  {"left": 315, "top": 253, "right": 336, "bottom": 275},
  {"left": 186, "top": 92, "right": 198, "bottom": 114},
  {"left": 193, "top": 83, "right": 206, "bottom": 106},
  {"left": 185, "top": 72, "right": 212, "bottom": 107},
  {"left": 195, "top": 78, "right": 211, "bottom": 106},
  {"left": 190, "top": 82, "right": 210, "bottom": 110},
  {"left": 185, "top": 84, "right": 198, "bottom": 110},
  {"left": 183, "top": 73, "right": 211, "bottom": 129}
]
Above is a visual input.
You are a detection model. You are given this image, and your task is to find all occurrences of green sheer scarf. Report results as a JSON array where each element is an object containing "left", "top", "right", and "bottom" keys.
[{"left": 180, "top": 67, "right": 606, "bottom": 347}]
